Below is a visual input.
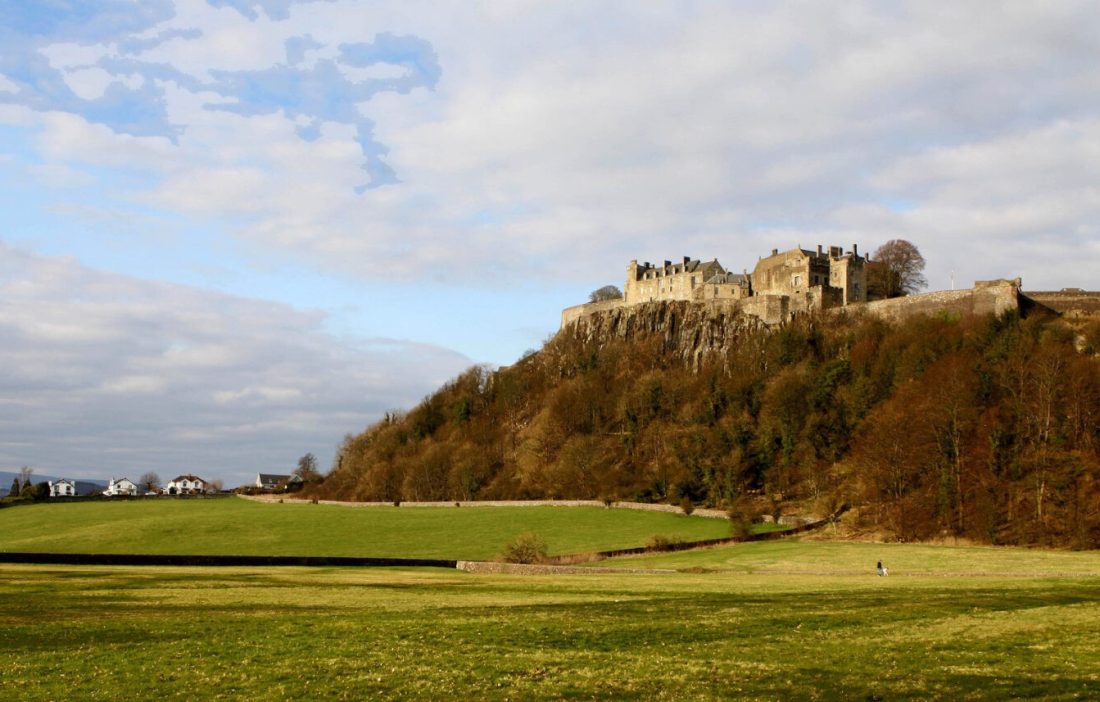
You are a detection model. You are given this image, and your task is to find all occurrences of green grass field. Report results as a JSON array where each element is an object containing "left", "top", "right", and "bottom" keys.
[
  {"left": 4, "top": 501, "right": 1099, "bottom": 699},
  {"left": 0, "top": 497, "right": 732, "bottom": 559},
  {"left": 597, "top": 537, "right": 1100, "bottom": 575},
  {"left": 3, "top": 548, "right": 1099, "bottom": 701}
]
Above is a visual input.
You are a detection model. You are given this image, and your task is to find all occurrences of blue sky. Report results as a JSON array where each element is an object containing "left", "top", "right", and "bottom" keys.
[{"left": 2, "top": 1, "right": 1099, "bottom": 486}]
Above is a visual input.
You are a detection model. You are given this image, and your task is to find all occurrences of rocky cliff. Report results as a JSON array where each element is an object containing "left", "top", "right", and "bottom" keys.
[{"left": 558, "top": 299, "right": 764, "bottom": 369}]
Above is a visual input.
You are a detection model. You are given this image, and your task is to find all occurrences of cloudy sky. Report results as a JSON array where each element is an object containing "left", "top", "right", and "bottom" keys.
[{"left": 2, "top": 1, "right": 1098, "bottom": 486}]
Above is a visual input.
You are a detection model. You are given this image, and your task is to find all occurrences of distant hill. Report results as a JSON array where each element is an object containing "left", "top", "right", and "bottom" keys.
[
  {"left": 315, "top": 300, "right": 1100, "bottom": 548},
  {"left": 0, "top": 471, "right": 107, "bottom": 497}
]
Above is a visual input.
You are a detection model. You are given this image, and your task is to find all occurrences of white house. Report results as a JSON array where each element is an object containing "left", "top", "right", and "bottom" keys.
[
  {"left": 164, "top": 474, "right": 207, "bottom": 495},
  {"left": 255, "top": 473, "right": 290, "bottom": 490},
  {"left": 48, "top": 479, "right": 76, "bottom": 497},
  {"left": 104, "top": 477, "right": 139, "bottom": 497}
]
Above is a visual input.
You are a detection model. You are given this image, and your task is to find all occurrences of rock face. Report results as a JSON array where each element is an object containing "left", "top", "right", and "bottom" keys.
[{"left": 559, "top": 299, "right": 763, "bottom": 369}]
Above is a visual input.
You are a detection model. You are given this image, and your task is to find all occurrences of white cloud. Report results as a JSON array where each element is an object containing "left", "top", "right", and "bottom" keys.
[
  {"left": 36, "top": 111, "right": 177, "bottom": 171},
  {"left": 27, "top": 162, "right": 96, "bottom": 188},
  {"left": 149, "top": 166, "right": 270, "bottom": 214},
  {"left": 0, "top": 244, "right": 471, "bottom": 484}
]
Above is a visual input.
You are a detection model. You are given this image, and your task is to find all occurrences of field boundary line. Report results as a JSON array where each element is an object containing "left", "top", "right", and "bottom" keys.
[{"left": 0, "top": 552, "right": 457, "bottom": 568}]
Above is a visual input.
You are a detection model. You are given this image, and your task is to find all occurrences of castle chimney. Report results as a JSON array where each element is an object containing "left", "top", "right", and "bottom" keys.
[
  {"left": 817, "top": 244, "right": 822, "bottom": 256},
  {"left": 664, "top": 260, "right": 671, "bottom": 269},
  {"left": 771, "top": 248, "right": 778, "bottom": 256},
  {"left": 683, "top": 256, "right": 690, "bottom": 266},
  {"left": 852, "top": 243, "right": 858, "bottom": 257}
]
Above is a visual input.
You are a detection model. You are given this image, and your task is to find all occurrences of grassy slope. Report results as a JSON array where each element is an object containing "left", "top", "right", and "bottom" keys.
[
  {"left": 0, "top": 497, "right": 731, "bottom": 559},
  {"left": 3, "top": 554, "right": 1099, "bottom": 700},
  {"left": 595, "top": 538, "right": 1100, "bottom": 575}
]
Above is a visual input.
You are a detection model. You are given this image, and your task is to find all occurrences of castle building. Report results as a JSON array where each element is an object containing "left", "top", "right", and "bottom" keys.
[
  {"left": 624, "top": 258, "right": 726, "bottom": 304},
  {"left": 751, "top": 245, "right": 866, "bottom": 305},
  {"left": 694, "top": 271, "right": 752, "bottom": 301},
  {"left": 561, "top": 243, "right": 869, "bottom": 329}
]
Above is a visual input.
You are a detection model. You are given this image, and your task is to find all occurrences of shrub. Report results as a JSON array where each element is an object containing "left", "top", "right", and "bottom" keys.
[
  {"left": 499, "top": 532, "right": 548, "bottom": 564},
  {"left": 728, "top": 496, "right": 762, "bottom": 538},
  {"left": 680, "top": 497, "right": 695, "bottom": 516},
  {"left": 646, "top": 534, "right": 684, "bottom": 550}
]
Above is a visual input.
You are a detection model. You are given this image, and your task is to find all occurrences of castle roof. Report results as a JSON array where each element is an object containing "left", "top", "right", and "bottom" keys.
[
  {"left": 705, "top": 272, "right": 747, "bottom": 285},
  {"left": 636, "top": 258, "right": 725, "bottom": 278}
]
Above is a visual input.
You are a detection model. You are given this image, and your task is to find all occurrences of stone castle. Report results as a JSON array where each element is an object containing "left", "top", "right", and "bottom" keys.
[{"left": 563, "top": 244, "right": 871, "bottom": 327}]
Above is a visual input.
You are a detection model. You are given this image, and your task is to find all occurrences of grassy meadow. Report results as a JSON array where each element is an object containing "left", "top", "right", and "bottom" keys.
[
  {"left": 0, "top": 497, "right": 732, "bottom": 560},
  {"left": 596, "top": 537, "right": 1100, "bottom": 575},
  {"left": 4, "top": 500, "right": 1099, "bottom": 699},
  {"left": 3, "top": 550, "right": 1099, "bottom": 701}
]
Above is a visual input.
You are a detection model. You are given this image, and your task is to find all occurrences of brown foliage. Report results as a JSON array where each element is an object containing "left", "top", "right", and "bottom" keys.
[{"left": 315, "top": 309, "right": 1100, "bottom": 546}]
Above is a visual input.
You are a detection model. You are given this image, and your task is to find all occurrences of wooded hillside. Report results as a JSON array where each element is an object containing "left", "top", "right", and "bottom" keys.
[{"left": 316, "top": 307, "right": 1100, "bottom": 547}]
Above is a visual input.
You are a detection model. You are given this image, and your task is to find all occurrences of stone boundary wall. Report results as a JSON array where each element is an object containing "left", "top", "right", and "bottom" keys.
[
  {"left": 455, "top": 561, "right": 675, "bottom": 575},
  {"left": 846, "top": 280, "right": 1020, "bottom": 323},
  {"left": 239, "top": 494, "right": 734, "bottom": 520},
  {"left": 560, "top": 298, "right": 627, "bottom": 328}
]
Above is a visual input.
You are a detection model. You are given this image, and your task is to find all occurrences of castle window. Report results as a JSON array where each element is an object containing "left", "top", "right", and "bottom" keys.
[{"left": 794, "top": 275, "right": 801, "bottom": 286}]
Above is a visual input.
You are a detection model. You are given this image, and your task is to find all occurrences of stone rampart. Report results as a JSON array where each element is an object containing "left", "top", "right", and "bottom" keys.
[
  {"left": 1025, "top": 290, "right": 1100, "bottom": 318},
  {"left": 560, "top": 298, "right": 628, "bottom": 327},
  {"left": 850, "top": 280, "right": 1021, "bottom": 322}
]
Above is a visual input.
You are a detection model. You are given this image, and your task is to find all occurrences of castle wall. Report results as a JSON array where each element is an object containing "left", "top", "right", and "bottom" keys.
[
  {"left": 739, "top": 295, "right": 789, "bottom": 325},
  {"left": 561, "top": 298, "right": 628, "bottom": 328},
  {"left": 1025, "top": 290, "right": 1100, "bottom": 318},
  {"left": 851, "top": 280, "right": 1020, "bottom": 322},
  {"left": 692, "top": 280, "right": 750, "bottom": 302}
]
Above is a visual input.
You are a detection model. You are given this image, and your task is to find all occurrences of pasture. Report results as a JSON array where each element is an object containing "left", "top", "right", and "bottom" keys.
[
  {"left": 0, "top": 497, "right": 731, "bottom": 560},
  {"left": 3, "top": 549, "right": 1099, "bottom": 700},
  {"left": 3, "top": 501, "right": 1098, "bottom": 699}
]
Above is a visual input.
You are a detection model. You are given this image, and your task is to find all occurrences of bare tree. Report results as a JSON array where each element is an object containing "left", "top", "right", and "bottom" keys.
[
  {"left": 18, "top": 466, "right": 34, "bottom": 493},
  {"left": 588, "top": 285, "right": 623, "bottom": 303},
  {"left": 138, "top": 472, "right": 161, "bottom": 492},
  {"left": 207, "top": 478, "right": 224, "bottom": 493},
  {"left": 869, "top": 239, "right": 927, "bottom": 298},
  {"left": 295, "top": 453, "right": 320, "bottom": 481}
]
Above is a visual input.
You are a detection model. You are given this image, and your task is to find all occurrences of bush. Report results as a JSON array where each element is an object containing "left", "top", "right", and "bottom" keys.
[
  {"left": 499, "top": 533, "right": 548, "bottom": 564},
  {"left": 680, "top": 497, "right": 695, "bottom": 516},
  {"left": 728, "top": 496, "right": 762, "bottom": 538},
  {"left": 646, "top": 535, "right": 684, "bottom": 550}
]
